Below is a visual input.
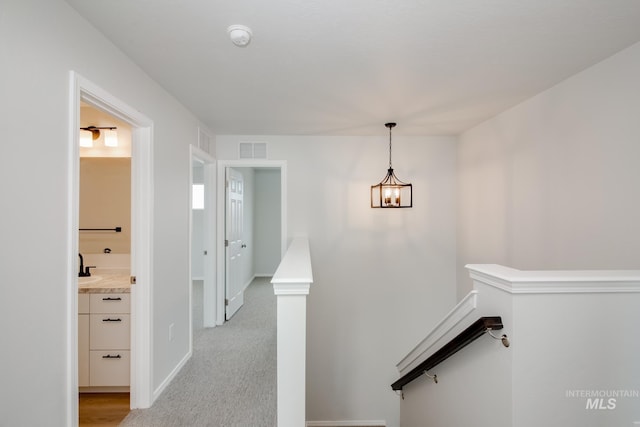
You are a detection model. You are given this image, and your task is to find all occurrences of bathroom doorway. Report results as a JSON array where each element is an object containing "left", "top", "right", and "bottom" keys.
[
  {"left": 68, "top": 72, "right": 154, "bottom": 424},
  {"left": 77, "top": 103, "right": 132, "bottom": 425}
]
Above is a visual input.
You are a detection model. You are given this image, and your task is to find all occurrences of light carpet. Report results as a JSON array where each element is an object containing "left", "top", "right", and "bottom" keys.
[{"left": 120, "top": 277, "right": 277, "bottom": 426}]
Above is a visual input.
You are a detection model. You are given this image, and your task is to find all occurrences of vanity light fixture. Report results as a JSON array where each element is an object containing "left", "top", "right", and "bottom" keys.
[
  {"left": 79, "top": 126, "right": 118, "bottom": 148},
  {"left": 371, "top": 122, "right": 413, "bottom": 208},
  {"left": 103, "top": 128, "right": 118, "bottom": 147}
]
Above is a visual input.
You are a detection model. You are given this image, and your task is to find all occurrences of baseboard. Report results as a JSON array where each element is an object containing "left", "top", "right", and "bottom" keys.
[
  {"left": 306, "top": 421, "right": 386, "bottom": 427},
  {"left": 254, "top": 273, "right": 273, "bottom": 278},
  {"left": 152, "top": 349, "right": 192, "bottom": 401},
  {"left": 243, "top": 275, "right": 256, "bottom": 291}
]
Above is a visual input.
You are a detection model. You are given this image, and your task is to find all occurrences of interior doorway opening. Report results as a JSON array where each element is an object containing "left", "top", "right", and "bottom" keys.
[
  {"left": 189, "top": 145, "right": 216, "bottom": 340},
  {"left": 68, "top": 72, "right": 153, "bottom": 426},
  {"left": 77, "top": 104, "right": 132, "bottom": 424},
  {"left": 216, "top": 160, "right": 287, "bottom": 325}
]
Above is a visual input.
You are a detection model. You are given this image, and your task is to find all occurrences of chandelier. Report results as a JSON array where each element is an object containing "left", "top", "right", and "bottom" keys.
[{"left": 370, "top": 122, "right": 412, "bottom": 208}]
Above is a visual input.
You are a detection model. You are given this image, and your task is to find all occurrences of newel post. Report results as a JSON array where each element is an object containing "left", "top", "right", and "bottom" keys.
[{"left": 272, "top": 238, "right": 313, "bottom": 427}]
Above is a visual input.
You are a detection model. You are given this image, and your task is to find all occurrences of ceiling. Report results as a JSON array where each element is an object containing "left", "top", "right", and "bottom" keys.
[{"left": 65, "top": 0, "right": 640, "bottom": 136}]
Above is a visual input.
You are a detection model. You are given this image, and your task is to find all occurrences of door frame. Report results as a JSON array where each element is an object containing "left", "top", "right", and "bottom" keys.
[
  {"left": 189, "top": 145, "right": 217, "bottom": 336},
  {"left": 67, "top": 72, "right": 154, "bottom": 425},
  {"left": 216, "top": 160, "right": 287, "bottom": 325}
]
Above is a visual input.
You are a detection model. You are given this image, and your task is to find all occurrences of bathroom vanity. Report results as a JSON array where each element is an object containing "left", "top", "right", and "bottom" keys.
[{"left": 78, "top": 272, "right": 131, "bottom": 390}]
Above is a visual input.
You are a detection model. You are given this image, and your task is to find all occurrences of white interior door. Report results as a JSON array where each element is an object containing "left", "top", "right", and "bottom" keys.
[{"left": 225, "top": 168, "right": 244, "bottom": 320}]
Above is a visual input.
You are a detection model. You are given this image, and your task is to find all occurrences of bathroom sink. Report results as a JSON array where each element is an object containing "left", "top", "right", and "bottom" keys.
[{"left": 78, "top": 275, "right": 102, "bottom": 285}]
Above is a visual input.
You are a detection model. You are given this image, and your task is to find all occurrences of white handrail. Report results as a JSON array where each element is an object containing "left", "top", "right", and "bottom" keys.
[
  {"left": 272, "top": 237, "right": 313, "bottom": 427},
  {"left": 272, "top": 237, "right": 313, "bottom": 285}
]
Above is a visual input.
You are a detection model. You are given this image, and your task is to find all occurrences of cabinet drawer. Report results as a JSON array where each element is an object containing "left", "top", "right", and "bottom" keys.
[
  {"left": 78, "top": 294, "right": 90, "bottom": 314},
  {"left": 90, "top": 293, "right": 130, "bottom": 314},
  {"left": 90, "top": 314, "right": 130, "bottom": 350},
  {"left": 89, "top": 350, "right": 130, "bottom": 386}
]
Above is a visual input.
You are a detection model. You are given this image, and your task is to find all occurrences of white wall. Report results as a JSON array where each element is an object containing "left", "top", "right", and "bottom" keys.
[
  {"left": 216, "top": 135, "right": 457, "bottom": 425},
  {"left": 79, "top": 158, "right": 131, "bottom": 254},
  {"left": 457, "top": 41, "right": 640, "bottom": 299},
  {"left": 0, "top": 1, "right": 204, "bottom": 424},
  {"left": 254, "top": 168, "right": 281, "bottom": 276}
]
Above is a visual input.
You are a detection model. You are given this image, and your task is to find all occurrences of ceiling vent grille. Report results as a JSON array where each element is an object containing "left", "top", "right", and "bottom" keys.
[
  {"left": 239, "top": 142, "right": 267, "bottom": 159},
  {"left": 198, "top": 127, "right": 212, "bottom": 152}
]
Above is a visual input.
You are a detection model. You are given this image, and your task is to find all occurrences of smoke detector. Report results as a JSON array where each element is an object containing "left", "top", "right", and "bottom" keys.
[{"left": 227, "top": 25, "right": 252, "bottom": 47}]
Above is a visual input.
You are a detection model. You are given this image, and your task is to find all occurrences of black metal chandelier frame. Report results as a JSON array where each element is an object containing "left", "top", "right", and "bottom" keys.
[{"left": 371, "top": 122, "right": 413, "bottom": 208}]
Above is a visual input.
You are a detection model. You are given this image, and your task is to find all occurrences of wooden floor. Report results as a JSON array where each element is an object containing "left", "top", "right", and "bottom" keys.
[{"left": 79, "top": 393, "right": 130, "bottom": 427}]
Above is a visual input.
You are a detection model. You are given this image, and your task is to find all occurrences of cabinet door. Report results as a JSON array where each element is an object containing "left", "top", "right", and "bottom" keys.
[
  {"left": 90, "top": 314, "right": 130, "bottom": 350},
  {"left": 78, "top": 314, "right": 89, "bottom": 387},
  {"left": 89, "top": 351, "right": 130, "bottom": 386},
  {"left": 78, "top": 294, "right": 90, "bottom": 314}
]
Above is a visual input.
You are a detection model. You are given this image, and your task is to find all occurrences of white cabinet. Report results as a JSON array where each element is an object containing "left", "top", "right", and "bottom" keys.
[{"left": 79, "top": 292, "right": 130, "bottom": 388}]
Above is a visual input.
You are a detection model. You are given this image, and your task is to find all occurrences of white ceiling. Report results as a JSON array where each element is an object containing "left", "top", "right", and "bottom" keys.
[{"left": 65, "top": 0, "right": 640, "bottom": 136}]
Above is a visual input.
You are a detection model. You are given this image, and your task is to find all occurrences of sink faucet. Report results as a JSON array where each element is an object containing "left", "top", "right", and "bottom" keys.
[{"left": 78, "top": 253, "right": 95, "bottom": 277}]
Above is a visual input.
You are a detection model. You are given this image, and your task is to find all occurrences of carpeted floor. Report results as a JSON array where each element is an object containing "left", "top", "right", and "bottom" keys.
[{"left": 120, "top": 277, "right": 277, "bottom": 426}]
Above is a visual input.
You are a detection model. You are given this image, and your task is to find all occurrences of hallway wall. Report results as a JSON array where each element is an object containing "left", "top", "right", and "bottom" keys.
[
  {"left": 457, "top": 41, "right": 640, "bottom": 299},
  {"left": 254, "top": 168, "right": 281, "bottom": 276},
  {"left": 0, "top": 1, "right": 205, "bottom": 425}
]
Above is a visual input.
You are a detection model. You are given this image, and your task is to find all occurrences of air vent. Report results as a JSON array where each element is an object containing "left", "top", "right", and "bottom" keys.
[
  {"left": 239, "top": 142, "right": 267, "bottom": 159},
  {"left": 198, "top": 127, "right": 212, "bottom": 152}
]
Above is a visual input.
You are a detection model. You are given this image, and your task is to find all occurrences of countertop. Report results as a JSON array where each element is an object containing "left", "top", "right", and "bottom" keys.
[{"left": 78, "top": 269, "right": 131, "bottom": 293}]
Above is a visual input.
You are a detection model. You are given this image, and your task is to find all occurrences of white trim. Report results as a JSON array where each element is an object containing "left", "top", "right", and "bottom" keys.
[
  {"left": 306, "top": 421, "right": 387, "bottom": 426},
  {"left": 130, "top": 125, "right": 154, "bottom": 409},
  {"left": 68, "top": 72, "right": 154, "bottom": 426},
  {"left": 273, "top": 282, "right": 311, "bottom": 295},
  {"left": 466, "top": 264, "right": 640, "bottom": 294},
  {"left": 216, "top": 159, "right": 287, "bottom": 325},
  {"left": 396, "top": 291, "right": 478, "bottom": 375},
  {"left": 152, "top": 349, "right": 192, "bottom": 401},
  {"left": 66, "top": 71, "right": 81, "bottom": 427}
]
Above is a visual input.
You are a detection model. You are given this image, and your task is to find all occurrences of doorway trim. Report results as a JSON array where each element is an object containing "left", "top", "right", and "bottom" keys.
[
  {"left": 189, "top": 145, "right": 217, "bottom": 337},
  {"left": 216, "top": 159, "right": 287, "bottom": 325},
  {"left": 67, "top": 72, "right": 154, "bottom": 425}
]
